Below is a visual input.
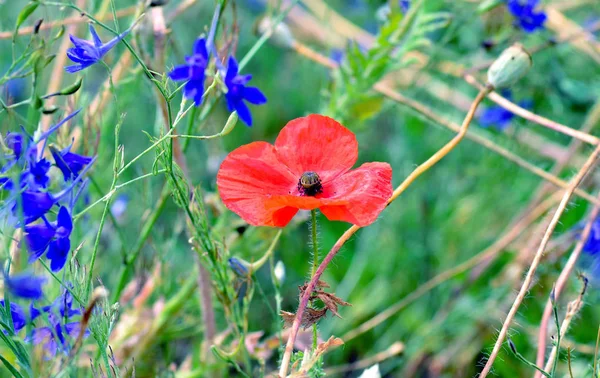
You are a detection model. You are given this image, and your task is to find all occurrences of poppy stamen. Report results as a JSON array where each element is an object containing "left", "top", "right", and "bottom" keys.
[{"left": 298, "top": 171, "right": 322, "bottom": 196}]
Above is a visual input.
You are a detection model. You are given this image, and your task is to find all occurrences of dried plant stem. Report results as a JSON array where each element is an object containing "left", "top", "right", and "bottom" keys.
[
  {"left": 534, "top": 198, "right": 600, "bottom": 377},
  {"left": 0, "top": 5, "right": 137, "bottom": 40},
  {"left": 542, "top": 282, "right": 587, "bottom": 373},
  {"left": 278, "top": 86, "right": 492, "bottom": 377},
  {"left": 479, "top": 143, "right": 600, "bottom": 377},
  {"left": 464, "top": 75, "right": 600, "bottom": 145},
  {"left": 342, "top": 191, "right": 559, "bottom": 342}
]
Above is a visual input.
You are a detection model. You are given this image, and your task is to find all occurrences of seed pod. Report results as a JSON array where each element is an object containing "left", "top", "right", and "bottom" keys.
[
  {"left": 487, "top": 43, "right": 532, "bottom": 89},
  {"left": 220, "top": 111, "right": 238, "bottom": 136}
]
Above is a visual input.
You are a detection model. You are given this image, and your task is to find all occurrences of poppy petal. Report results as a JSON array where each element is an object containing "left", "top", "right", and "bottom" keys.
[
  {"left": 319, "top": 162, "right": 393, "bottom": 226},
  {"left": 217, "top": 142, "right": 299, "bottom": 226},
  {"left": 274, "top": 115, "right": 358, "bottom": 181}
]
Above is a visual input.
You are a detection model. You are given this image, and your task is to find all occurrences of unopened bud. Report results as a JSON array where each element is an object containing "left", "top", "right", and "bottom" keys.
[
  {"left": 274, "top": 260, "right": 285, "bottom": 284},
  {"left": 220, "top": 111, "right": 238, "bottom": 136},
  {"left": 507, "top": 338, "right": 518, "bottom": 354},
  {"left": 255, "top": 17, "right": 295, "bottom": 49},
  {"left": 228, "top": 257, "right": 250, "bottom": 277},
  {"left": 487, "top": 43, "right": 532, "bottom": 89}
]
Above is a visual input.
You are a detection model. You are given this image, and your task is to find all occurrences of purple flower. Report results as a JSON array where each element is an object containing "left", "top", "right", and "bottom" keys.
[
  {"left": 66, "top": 24, "right": 132, "bottom": 73},
  {"left": 49, "top": 145, "right": 93, "bottom": 182},
  {"left": 0, "top": 301, "right": 27, "bottom": 333},
  {"left": 169, "top": 38, "right": 209, "bottom": 106},
  {"left": 30, "top": 313, "right": 87, "bottom": 358},
  {"left": 4, "top": 271, "right": 47, "bottom": 300},
  {"left": 506, "top": 0, "right": 547, "bottom": 33},
  {"left": 6, "top": 132, "right": 23, "bottom": 159},
  {"left": 32, "top": 288, "right": 82, "bottom": 321},
  {"left": 25, "top": 206, "right": 73, "bottom": 272},
  {"left": 223, "top": 57, "right": 267, "bottom": 127},
  {"left": 15, "top": 191, "right": 58, "bottom": 225}
]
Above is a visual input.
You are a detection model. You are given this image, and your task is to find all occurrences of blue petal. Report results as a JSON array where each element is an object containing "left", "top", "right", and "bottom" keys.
[
  {"left": 224, "top": 93, "right": 236, "bottom": 112},
  {"left": 47, "top": 237, "right": 70, "bottom": 272},
  {"left": 66, "top": 48, "right": 96, "bottom": 65},
  {"left": 56, "top": 206, "right": 73, "bottom": 237},
  {"left": 0, "top": 301, "right": 27, "bottom": 333},
  {"left": 5, "top": 272, "right": 46, "bottom": 300},
  {"left": 19, "top": 191, "right": 56, "bottom": 224},
  {"left": 194, "top": 38, "right": 208, "bottom": 59},
  {"left": 98, "top": 27, "right": 132, "bottom": 57},
  {"left": 169, "top": 64, "right": 191, "bottom": 81},
  {"left": 234, "top": 100, "right": 253, "bottom": 127},
  {"left": 25, "top": 221, "right": 56, "bottom": 261},
  {"left": 65, "top": 321, "right": 89, "bottom": 338},
  {"left": 65, "top": 64, "right": 86, "bottom": 73},
  {"left": 68, "top": 35, "right": 94, "bottom": 50},
  {"left": 89, "top": 25, "right": 103, "bottom": 47},
  {"left": 6, "top": 133, "right": 23, "bottom": 158},
  {"left": 225, "top": 56, "right": 239, "bottom": 83},
  {"left": 50, "top": 145, "right": 93, "bottom": 181},
  {"left": 243, "top": 86, "right": 267, "bottom": 105}
]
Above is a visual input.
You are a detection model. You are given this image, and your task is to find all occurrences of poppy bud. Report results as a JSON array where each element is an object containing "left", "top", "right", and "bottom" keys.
[
  {"left": 274, "top": 260, "right": 285, "bottom": 285},
  {"left": 220, "top": 111, "right": 238, "bottom": 136},
  {"left": 487, "top": 43, "right": 532, "bottom": 89},
  {"left": 255, "top": 17, "right": 296, "bottom": 49}
]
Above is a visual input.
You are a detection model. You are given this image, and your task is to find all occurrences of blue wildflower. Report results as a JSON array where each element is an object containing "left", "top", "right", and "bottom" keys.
[
  {"left": 583, "top": 217, "right": 600, "bottom": 255},
  {"left": 0, "top": 301, "right": 27, "bottom": 333},
  {"left": 49, "top": 145, "right": 93, "bottom": 182},
  {"left": 66, "top": 24, "right": 132, "bottom": 73},
  {"left": 169, "top": 38, "right": 209, "bottom": 106},
  {"left": 15, "top": 191, "right": 58, "bottom": 225},
  {"left": 479, "top": 91, "right": 532, "bottom": 131},
  {"left": 24, "top": 149, "right": 51, "bottom": 190},
  {"left": 223, "top": 57, "right": 267, "bottom": 127},
  {"left": 30, "top": 313, "right": 87, "bottom": 358},
  {"left": 32, "top": 288, "right": 82, "bottom": 321},
  {"left": 4, "top": 271, "right": 46, "bottom": 300},
  {"left": 25, "top": 206, "right": 73, "bottom": 272},
  {"left": 506, "top": 0, "right": 547, "bottom": 33},
  {"left": 6, "top": 132, "right": 23, "bottom": 159},
  {"left": 400, "top": 0, "right": 410, "bottom": 13}
]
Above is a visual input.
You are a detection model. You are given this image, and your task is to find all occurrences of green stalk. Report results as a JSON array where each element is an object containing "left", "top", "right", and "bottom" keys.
[{"left": 310, "top": 209, "right": 319, "bottom": 351}]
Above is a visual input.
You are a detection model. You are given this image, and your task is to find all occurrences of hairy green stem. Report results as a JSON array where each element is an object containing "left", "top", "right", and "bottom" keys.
[{"left": 310, "top": 209, "right": 319, "bottom": 351}]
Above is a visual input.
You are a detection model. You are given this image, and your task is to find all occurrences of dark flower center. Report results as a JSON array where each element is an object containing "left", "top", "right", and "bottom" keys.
[{"left": 297, "top": 171, "right": 322, "bottom": 196}]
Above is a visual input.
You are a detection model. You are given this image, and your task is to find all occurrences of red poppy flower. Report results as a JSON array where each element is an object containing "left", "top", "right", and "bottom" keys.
[{"left": 216, "top": 115, "right": 393, "bottom": 227}]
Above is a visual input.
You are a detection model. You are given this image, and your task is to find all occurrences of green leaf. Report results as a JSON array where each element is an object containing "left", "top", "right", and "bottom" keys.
[
  {"left": 349, "top": 95, "right": 384, "bottom": 122},
  {"left": 14, "top": 2, "right": 39, "bottom": 35},
  {"left": 478, "top": 0, "right": 505, "bottom": 13},
  {"left": 0, "top": 355, "right": 25, "bottom": 378}
]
